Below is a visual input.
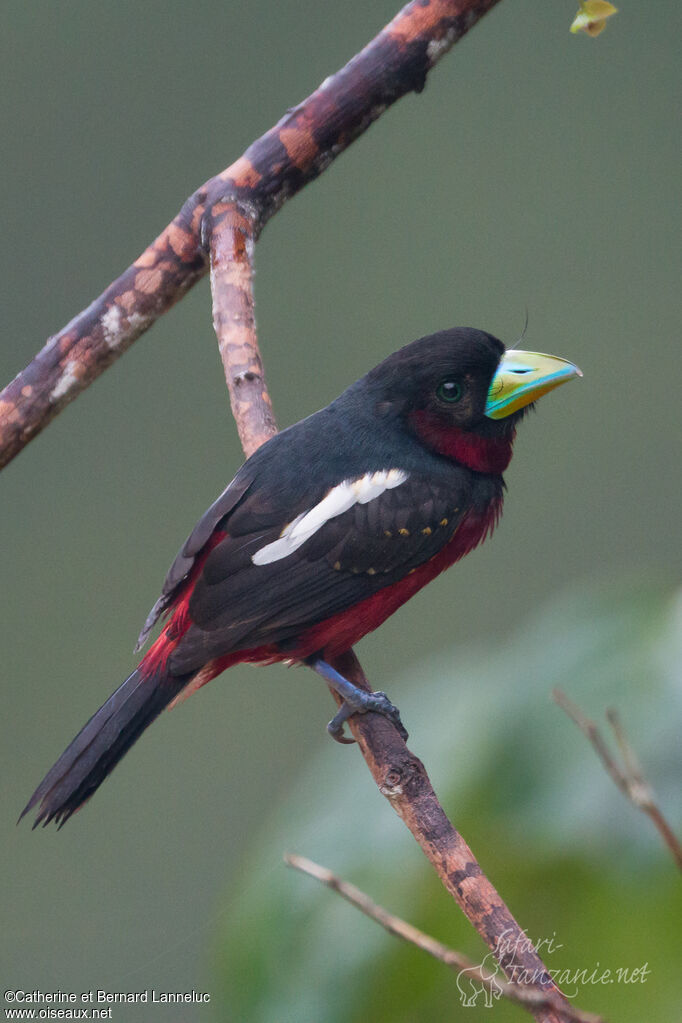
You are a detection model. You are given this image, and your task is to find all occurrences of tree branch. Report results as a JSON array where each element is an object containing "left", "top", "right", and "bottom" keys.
[
  {"left": 285, "top": 854, "right": 604, "bottom": 1023},
  {"left": 318, "top": 652, "right": 581, "bottom": 1022},
  {"left": 0, "top": 0, "right": 501, "bottom": 470},
  {"left": 208, "top": 201, "right": 275, "bottom": 458},
  {"left": 553, "top": 689, "right": 682, "bottom": 871}
]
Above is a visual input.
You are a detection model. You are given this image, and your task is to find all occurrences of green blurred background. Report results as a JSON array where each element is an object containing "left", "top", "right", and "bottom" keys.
[{"left": 1, "top": 2, "right": 680, "bottom": 1020}]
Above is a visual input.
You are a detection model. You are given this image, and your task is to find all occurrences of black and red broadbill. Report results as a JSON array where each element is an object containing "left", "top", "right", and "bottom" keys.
[{"left": 22, "top": 328, "right": 580, "bottom": 827}]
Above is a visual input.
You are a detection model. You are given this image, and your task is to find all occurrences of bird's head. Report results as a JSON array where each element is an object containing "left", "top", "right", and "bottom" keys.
[{"left": 367, "top": 327, "right": 581, "bottom": 473}]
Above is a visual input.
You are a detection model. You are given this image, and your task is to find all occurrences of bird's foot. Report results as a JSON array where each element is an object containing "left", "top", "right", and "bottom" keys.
[
  {"left": 327, "top": 689, "right": 408, "bottom": 744},
  {"left": 305, "top": 658, "right": 408, "bottom": 744}
]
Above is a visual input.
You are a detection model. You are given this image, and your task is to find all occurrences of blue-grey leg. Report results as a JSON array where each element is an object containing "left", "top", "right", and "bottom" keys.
[{"left": 306, "top": 657, "right": 408, "bottom": 744}]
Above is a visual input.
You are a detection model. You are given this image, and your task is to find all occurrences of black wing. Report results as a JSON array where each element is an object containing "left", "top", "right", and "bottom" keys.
[
  {"left": 169, "top": 471, "right": 470, "bottom": 674},
  {"left": 135, "top": 469, "right": 254, "bottom": 649}
]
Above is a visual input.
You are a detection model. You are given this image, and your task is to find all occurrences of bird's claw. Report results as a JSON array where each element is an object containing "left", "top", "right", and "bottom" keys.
[
  {"left": 327, "top": 690, "right": 408, "bottom": 744},
  {"left": 366, "top": 691, "right": 409, "bottom": 741},
  {"left": 327, "top": 700, "right": 357, "bottom": 743},
  {"left": 327, "top": 716, "right": 356, "bottom": 744}
]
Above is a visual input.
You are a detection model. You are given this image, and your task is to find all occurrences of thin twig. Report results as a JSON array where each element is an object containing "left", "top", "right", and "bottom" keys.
[
  {"left": 553, "top": 690, "right": 682, "bottom": 871},
  {"left": 285, "top": 854, "right": 604, "bottom": 1023}
]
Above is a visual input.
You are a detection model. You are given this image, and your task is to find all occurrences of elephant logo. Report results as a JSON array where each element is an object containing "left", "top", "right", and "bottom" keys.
[{"left": 456, "top": 952, "right": 505, "bottom": 1008}]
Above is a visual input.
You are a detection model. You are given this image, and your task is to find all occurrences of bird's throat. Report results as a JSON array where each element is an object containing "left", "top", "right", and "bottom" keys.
[{"left": 410, "top": 411, "right": 514, "bottom": 474}]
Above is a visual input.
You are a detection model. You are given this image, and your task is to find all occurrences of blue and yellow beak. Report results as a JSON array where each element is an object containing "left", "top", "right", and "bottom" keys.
[{"left": 484, "top": 349, "right": 582, "bottom": 420}]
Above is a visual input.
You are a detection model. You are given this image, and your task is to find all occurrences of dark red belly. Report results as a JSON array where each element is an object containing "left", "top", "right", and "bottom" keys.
[
  {"left": 151, "top": 499, "right": 501, "bottom": 700},
  {"left": 288, "top": 499, "right": 501, "bottom": 659},
  {"left": 211, "top": 499, "right": 502, "bottom": 673}
]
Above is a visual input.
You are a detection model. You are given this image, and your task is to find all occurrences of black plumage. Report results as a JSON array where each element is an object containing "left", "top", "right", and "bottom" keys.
[
  {"left": 169, "top": 473, "right": 471, "bottom": 672},
  {"left": 26, "top": 326, "right": 551, "bottom": 826},
  {"left": 21, "top": 668, "right": 189, "bottom": 828},
  {"left": 146, "top": 328, "right": 505, "bottom": 670}
]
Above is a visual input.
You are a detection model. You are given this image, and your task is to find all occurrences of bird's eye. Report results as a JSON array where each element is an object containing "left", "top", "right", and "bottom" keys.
[{"left": 436, "top": 380, "right": 462, "bottom": 403}]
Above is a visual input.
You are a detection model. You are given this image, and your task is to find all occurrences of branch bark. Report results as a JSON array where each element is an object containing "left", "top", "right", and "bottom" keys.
[
  {"left": 2, "top": 3, "right": 592, "bottom": 1021},
  {"left": 208, "top": 202, "right": 275, "bottom": 458}
]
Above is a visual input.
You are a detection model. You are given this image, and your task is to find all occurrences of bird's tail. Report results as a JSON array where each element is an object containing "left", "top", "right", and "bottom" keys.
[{"left": 21, "top": 666, "right": 188, "bottom": 829}]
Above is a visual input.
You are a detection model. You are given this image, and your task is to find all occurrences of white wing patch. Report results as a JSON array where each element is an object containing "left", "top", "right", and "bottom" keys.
[{"left": 251, "top": 469, "right": 409, "bottom": 566}]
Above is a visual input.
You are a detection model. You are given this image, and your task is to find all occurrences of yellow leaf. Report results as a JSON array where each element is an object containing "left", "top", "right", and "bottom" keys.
[{"left": 570, "top": 1, "right": 618, "bottom": 36}]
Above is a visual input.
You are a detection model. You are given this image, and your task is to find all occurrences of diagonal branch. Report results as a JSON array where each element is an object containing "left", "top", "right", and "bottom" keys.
[
  {"left": 320, "top": 652, "right": 578, "bottom": 1022},
  {"left": 0, "top": 0, "right": 501, "bottom": 471},
  {"left": 553, "top": 689, "right": 682, "bottom": 871},
  {"left": 285, "top": 854, "right": 604, "bottom": 1023}
]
